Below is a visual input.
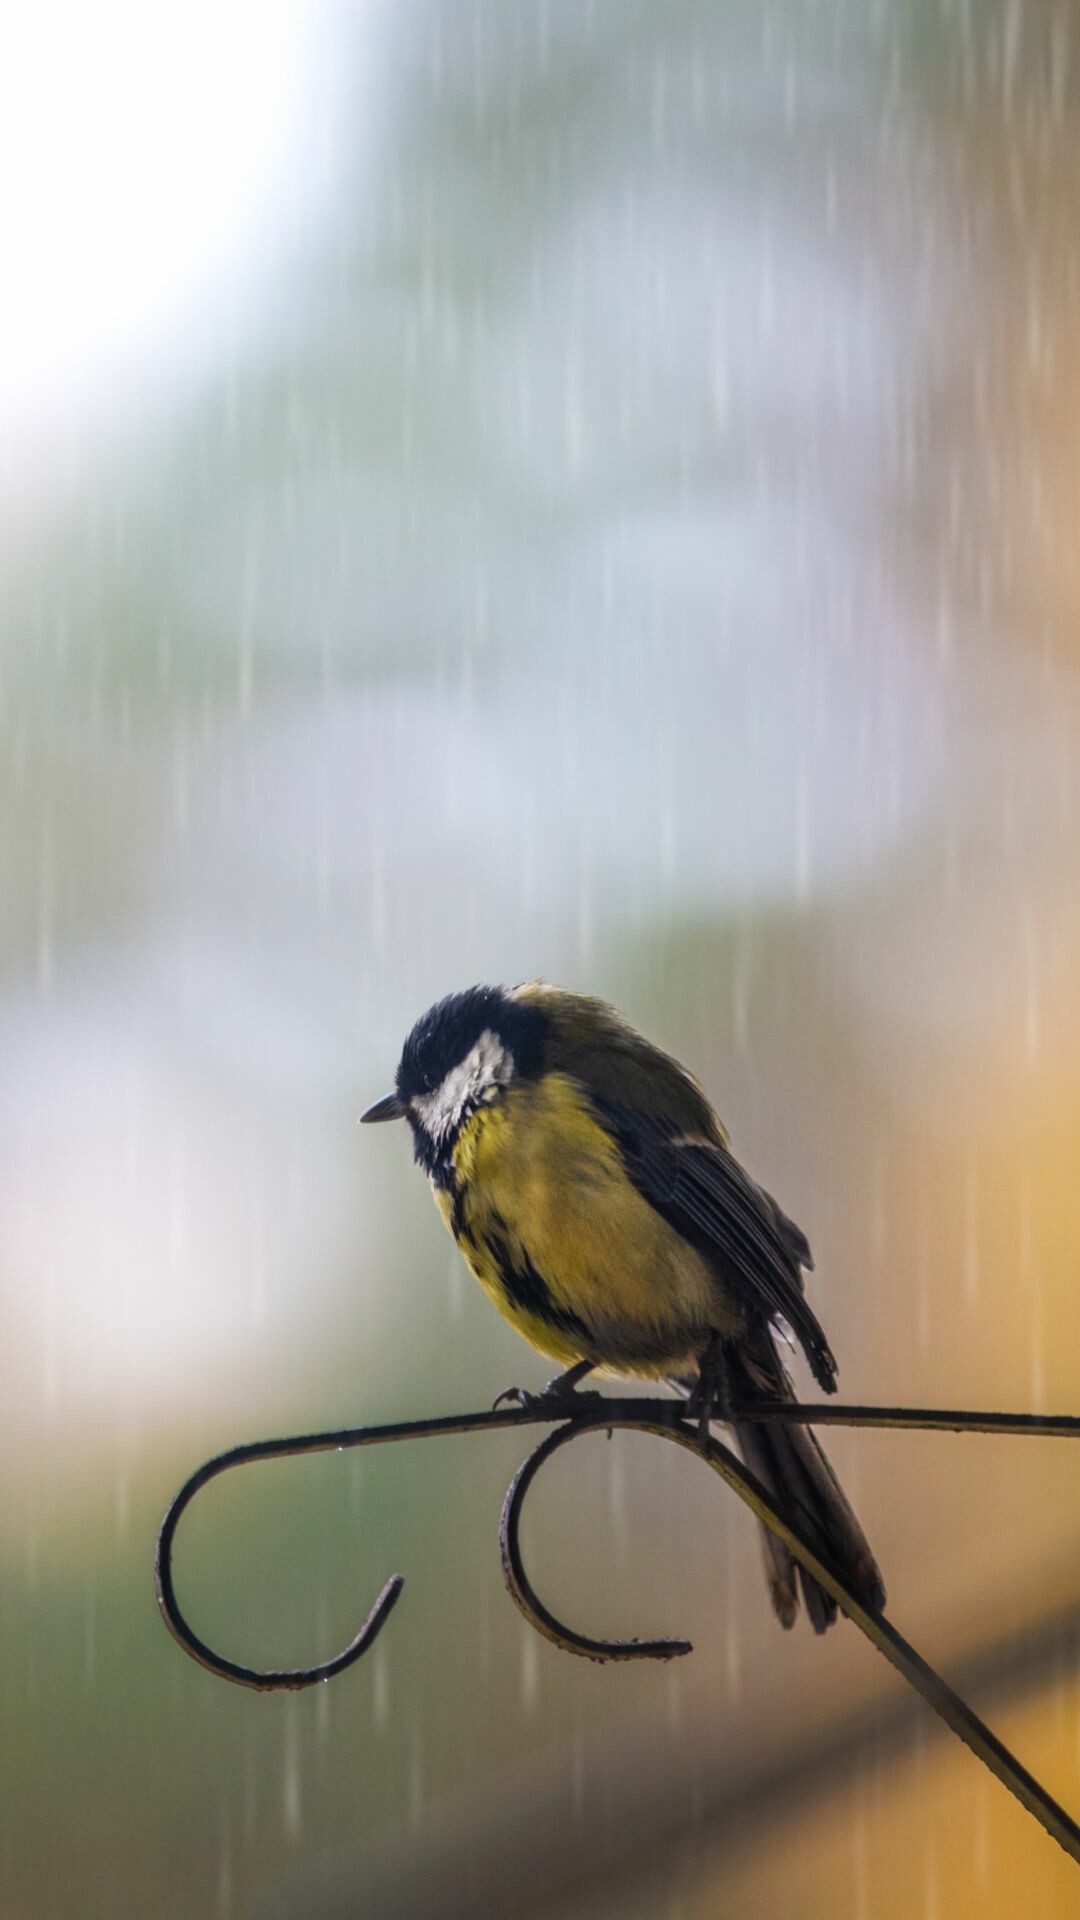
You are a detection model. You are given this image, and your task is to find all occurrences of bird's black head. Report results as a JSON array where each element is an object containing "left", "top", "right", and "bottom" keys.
[{"left": 362, "top": 985, "right": 549, "bottom": 1174}]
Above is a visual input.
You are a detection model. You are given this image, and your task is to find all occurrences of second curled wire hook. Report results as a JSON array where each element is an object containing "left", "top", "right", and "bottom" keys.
[{"left": 498, "top": 1415, "right": 693, "bottom": 1662}]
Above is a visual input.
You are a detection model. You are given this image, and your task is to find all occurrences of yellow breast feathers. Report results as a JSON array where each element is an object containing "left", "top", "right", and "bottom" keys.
[{"left": 434, "top": 1073, "right": 722, "bottom": 1374}]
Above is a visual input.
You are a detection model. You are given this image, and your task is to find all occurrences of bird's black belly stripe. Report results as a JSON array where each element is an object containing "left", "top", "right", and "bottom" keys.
[
  {"left": 448, "top": 1178, "right": 468, "bottom": 1241},
  {"left": 483, "top": 1213, "right": 592, "bottom": 1342}
]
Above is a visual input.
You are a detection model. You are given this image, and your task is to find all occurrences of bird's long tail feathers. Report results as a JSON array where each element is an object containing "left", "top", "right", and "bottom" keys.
[{"left": 672, "top": 1340, "right": 885, "bottom": 1634}]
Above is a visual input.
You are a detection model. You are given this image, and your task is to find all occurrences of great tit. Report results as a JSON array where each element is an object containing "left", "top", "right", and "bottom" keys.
[{"left": 362, "top": 982, "right": 884, "bottom": 1632}]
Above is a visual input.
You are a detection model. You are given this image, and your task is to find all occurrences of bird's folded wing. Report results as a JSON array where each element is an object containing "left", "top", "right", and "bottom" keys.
[{"left": 589, "top": 1097, "right": 837, "bottom": 1394}]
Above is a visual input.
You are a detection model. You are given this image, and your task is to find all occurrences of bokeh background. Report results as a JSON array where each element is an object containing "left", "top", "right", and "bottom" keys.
[{"left": 3, "top": 1, "right": 1080, "bottom": 1914}]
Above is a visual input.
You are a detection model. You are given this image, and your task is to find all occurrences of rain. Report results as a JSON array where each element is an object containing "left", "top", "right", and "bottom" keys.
[{"left": 2, "top": 1, "right": 1080, "bottom": 1916}]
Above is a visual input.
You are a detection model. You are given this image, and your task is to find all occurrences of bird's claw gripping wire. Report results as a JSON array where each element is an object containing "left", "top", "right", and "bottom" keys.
[
  {"left": 492, "top": 1358, "right": 601, "bottom": 1415},
  {"left": 155, "top": 1394, "right": 1080, "bottom": 1865}
]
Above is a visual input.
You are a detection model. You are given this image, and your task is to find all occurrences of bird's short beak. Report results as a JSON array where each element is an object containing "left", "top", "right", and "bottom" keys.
[{"left": 360, "top": 1091, "right": 406, "bottom": 1124}]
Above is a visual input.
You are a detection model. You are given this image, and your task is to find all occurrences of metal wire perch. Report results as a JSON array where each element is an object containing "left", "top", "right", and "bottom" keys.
[{"left": 156, "top": 1392, "right": 1080, "bottom": 1865}]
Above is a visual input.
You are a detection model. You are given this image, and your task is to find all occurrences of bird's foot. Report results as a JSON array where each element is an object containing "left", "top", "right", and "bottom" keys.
[
  {"left": 493, "top": 1360, "right": 600, "bottom": 1415},
  {"left": 685, "top": 1336, "right": 734, "bottom": 1446}
]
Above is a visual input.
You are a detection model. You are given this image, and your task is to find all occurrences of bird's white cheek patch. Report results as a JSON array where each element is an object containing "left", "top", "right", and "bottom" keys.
[{"left": 413, "top": 1030, "right": 514, "bottom": 1139}]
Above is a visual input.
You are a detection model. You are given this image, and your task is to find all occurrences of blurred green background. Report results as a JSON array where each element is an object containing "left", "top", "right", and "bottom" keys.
[{"left": 3, "top": 1, "right": 1080, "bottom": 1914}]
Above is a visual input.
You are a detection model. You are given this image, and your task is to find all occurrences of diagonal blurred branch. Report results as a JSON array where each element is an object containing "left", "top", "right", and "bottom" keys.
[{"left": 296, "top": 1593, "right": 1080, "bottom": 1920}]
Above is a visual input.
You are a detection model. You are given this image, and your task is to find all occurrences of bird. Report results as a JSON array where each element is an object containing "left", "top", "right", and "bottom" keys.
[{"left": 362, "top": 982, "right": 884, "bottom": 1632}]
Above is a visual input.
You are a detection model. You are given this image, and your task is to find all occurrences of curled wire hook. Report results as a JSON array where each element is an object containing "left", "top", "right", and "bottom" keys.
[
  {"left": 499, "top": 1415, "right": 693, "bottom": 1662},
  {"left": 154, "top": 1434, "right": 403, "bottom": 1690},
  {"left": 155, "top": 1406, "right": 541, "bottom": 1691},
  {"left": 497, "top": 1401, "right": 1080, "bottom": 1659}
]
